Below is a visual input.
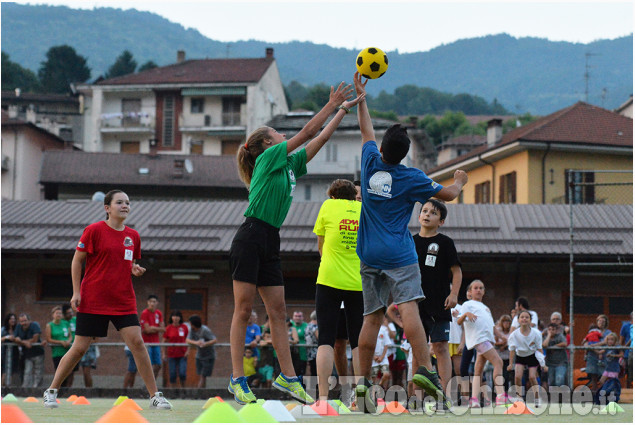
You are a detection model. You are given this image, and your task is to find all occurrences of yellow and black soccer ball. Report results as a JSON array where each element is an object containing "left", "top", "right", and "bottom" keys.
[{"left": 356, "top": 47, "right": 388, "bottom": 79}]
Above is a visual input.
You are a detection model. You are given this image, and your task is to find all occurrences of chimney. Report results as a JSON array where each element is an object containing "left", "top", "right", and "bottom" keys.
[
  {"left": 177, "top": 50, "right": 186, "bottom": 63},
  {"left": 487, "top": 118, "right": 503, "bottom": 146},
  {"left": 266, "top": 47, "right": 274, "bottom": 58}
]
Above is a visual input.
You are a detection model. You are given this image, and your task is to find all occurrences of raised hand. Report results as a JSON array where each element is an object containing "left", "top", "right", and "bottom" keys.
[
  {"left": 342, "top": 92, "right": 366, "bottom": 110},
  {"left": 329, "top": 81, "right": 354, "bottom": 106},
  {"left": 353, "top": 72, "right": 368, "bottom": 96}
]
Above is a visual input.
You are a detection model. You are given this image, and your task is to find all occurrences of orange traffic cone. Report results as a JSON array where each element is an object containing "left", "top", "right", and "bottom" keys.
[
  {"left": 23, "top": 397, "right": 38, "bottom": 403},
  {"left": 1, "top": 404, "right": 33, "bottom": 422},
  {"left": 383, "top": 400, "right": 408, "bottom": 414},
  {"left": 119, "top": 398, "right": 143, "bottom": 411},
  {"left": 309, "top": 400, "right": 340, "bottom": 416},
  {"left": 95, "top": 405, "right": 148, "bottom": 423},
  {"left": 504, "top": 401, "right": 534, "bottom": 415},
  {"left": 72, "top": 396, "right": 91, "bottom": 405},
  {"left": 67, "top": 395, "right": 79, "bottom": 402}
]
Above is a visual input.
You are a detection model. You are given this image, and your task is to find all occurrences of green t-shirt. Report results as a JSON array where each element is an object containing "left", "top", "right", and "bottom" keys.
[
  {"left": 293, "top": 321, "right": 308, "bottom": 361},
  {"left": 48, "top": 320, "right": 71, "bottom": 358},
  {"left": 313, "top": 199, "right": 362, "bottom": 291},
  {"left": 244, "top": 142, "right": 307, "bottom": 228},
  {"left": 64, "top": 317, "right": 76, "bottom": 342}
]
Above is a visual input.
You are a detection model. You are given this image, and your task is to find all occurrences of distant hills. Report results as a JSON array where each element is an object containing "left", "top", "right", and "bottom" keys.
[{"left": 1, "top": 3, "right": 632, "bottom": 115}]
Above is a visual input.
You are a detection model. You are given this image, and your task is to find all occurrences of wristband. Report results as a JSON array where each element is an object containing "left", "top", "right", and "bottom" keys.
[{"left": 338, "top": 105, "right": 350, "bottom": 114}]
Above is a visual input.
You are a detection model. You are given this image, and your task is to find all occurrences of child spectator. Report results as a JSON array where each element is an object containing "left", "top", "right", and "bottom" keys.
[
  {"left": 456, "top": 280, "right": 507, "bottom": 407},
  {"left": 371, "top": 319, "right": 391, "bottom": 390},
  {"left": 186, "top": 315, "right": 217, "bottom": 388},
  {"left": 163, "top": 310, "right": 189, "bottom": 388},
  {"left": 243, "top": 348, "right": 261, "bottom": 388},
  {"left": 594, "top": 332, "right": 623, "bottom": 404},
  {"left": 508, "top": 310, "right": 543, "bottom": 406}
]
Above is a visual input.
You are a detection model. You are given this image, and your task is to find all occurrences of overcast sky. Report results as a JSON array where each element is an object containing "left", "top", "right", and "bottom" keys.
[{"left": 11, "top": 0, "right": 634, "bottom": 53}]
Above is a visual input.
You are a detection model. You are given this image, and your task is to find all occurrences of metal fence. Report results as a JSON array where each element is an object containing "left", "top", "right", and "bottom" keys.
[{"left": 567, "top": 169, "right": 633, "bottom": 388}]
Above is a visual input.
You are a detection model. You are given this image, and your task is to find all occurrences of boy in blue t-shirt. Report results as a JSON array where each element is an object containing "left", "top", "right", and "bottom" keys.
[{"left": 352, "top": 72, "right": 468, "bottom": 412}]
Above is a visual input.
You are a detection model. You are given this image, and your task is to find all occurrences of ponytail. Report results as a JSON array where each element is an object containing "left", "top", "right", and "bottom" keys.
[{"left": 236, "top": 127, "right": 270, "bottom": 187}]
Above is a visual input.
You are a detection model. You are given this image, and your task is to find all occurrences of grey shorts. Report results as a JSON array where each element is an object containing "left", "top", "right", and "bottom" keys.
[{"left": 360, "top": 262, "right": 425, "bottom": 315}]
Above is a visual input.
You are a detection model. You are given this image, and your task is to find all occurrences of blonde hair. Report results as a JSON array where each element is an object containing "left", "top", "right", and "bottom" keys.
[
  {"left": 466, "top": 279, "right": 484, "bottom": 292},
  {"left": 236, "top": 127, "right": 271, "bottom": 188}
]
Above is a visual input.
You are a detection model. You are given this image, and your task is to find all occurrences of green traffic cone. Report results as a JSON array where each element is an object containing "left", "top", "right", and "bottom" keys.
[
  {"left": 238, "top": 402, "right": 278, "bottom": 423},
  {"left": 193, "top": 401, "right": 244, "bottom": 423}
]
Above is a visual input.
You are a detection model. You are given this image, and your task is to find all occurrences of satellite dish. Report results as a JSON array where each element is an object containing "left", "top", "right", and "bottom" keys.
[
  {"left": 184, "top": 158, "right": 193, "bottom": 174},
  {"left": 91, "top": 191, "right": 105, "bottom": 202}
]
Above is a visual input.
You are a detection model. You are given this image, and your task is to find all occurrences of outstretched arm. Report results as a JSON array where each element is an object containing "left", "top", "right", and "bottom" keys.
[
  {"left": 435, "top": 170, "right": 468, "bottom": 201},
  {"left": 305, "top": 92, "right": 366, "bottom": 162},
  {"left": 353, "top": 72, "right": 374, "bottom": 144},
  {"left": 287, "top": 82, "right": 353, "bottom": 154}
]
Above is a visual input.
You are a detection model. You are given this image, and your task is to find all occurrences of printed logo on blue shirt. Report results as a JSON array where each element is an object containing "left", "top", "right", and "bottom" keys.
[
  {"left": 431, "top": 181, "right": 439, "bottom": 189},
  {"left": 368, "top": 171, "right": 393, "bottom": 198}
]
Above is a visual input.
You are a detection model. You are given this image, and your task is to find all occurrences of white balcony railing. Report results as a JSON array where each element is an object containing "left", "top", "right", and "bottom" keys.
[{"left": 99, "top": 112, "right": 155, "bottom": 131}]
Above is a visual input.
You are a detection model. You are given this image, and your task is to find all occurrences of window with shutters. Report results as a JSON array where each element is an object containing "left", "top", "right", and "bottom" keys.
[
  {"left": 499, "top": 172, "right": 517, "bottom": 204},
  {"left": 565, "top": 170, "right": 595, "bottom": 204},
  {"left": 475, "top": 181, "right": 491, "bottom": 204}
]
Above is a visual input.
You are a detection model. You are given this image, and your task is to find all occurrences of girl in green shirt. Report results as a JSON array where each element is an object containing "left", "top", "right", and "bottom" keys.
[
  {"left": 227, "top": 82, "right": 365, "bottom": 405},
  {"left": 45, "top": 306, "right": 72, "bottom": 386}
]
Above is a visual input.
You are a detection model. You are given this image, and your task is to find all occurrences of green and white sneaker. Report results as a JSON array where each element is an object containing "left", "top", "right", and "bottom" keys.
[
  {"left": 273, "top": 373, "right": 315, "bottom": 404},
  {"left": 412, "top": 366, "right": 452, "bottom": 410},
  {"left": 228, "top": 375, "right": 257, "bottom": 405},
  {"left": 354, "top": 378, "right": 377, "bottom": 414}
]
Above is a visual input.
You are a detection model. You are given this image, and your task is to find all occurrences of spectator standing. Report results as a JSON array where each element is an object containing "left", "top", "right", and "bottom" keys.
[
  {"left": 495, "top": 314, "right": 512, "bottom": 390},
  {"left": 510, "top": 297, "right": 539, "bottom": 332},
  {"left": 61, "top": 304, "right": 78, "bottom": 387},
  {"left": 619, "top": 312, "right": 632, "bottom": 388},
  {"left": 258, "top": 316, "right": 274, "bottom": 388},
  {"left": 245, "top": 311, "right": 262, "bottom": 358},
  {"left": 14, "top": 313, "right": 45, "bottom": 388},
  {"left": 140, "top": 295, "right": 166, "bottom": 378},
  {"left": 163, "top": 310, "right": 189, "bottom": 388},
  {"left": 1, "top": 313, "right": 20, "bottom": 386},
  {"left": 186, "top": 315, "right": 217, "bottom": 388},
  {"left": 584, "top": 314, "right": 611, "bottom": 393},
  {"left": 543, "top": 322, "right": 568, "bottom": 387},
  {"left": 371, "top": 319, "right": 391, "bottom": 391},
  {"left": 123, "top": 345, "right": 137, "bottom": 389},
  {"left": 44, "top": 306, "right": 73, "bottom": 387},
  {"left": 305, "top": 311, "right": 319, "bottom": 376},
  {"left": 243, "top": 348, "right": 261, "bottom": 387},
  {"left": 291, "top": 311, "right": 308, "bottom": 376},
  {"left": 593, "top": 332, "right": 623, "bottom": 403}
]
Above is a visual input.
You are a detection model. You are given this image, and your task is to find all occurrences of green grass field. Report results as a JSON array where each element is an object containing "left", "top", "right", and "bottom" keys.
[{"left": 6, "top": 397, "right": 633, "bottom": 423}]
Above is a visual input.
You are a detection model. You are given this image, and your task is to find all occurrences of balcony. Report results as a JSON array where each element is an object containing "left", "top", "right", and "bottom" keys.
[
  {"left": 100, "top": 112, "right": 155, "bottom": 133},
  {"left": 180, "top": 112, "right": 245, "bottom": 136}
]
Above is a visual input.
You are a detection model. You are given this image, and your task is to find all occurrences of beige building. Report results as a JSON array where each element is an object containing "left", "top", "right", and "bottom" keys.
[
  {"left": 428, "top": 102, "right": 633, "bottom": 205},
  {"left": 77, "top": 48, "right": 288, "bottom": 156}
]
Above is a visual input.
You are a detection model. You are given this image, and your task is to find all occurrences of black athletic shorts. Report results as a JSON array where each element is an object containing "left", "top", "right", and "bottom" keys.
[
  {"left": 516, "top": 353, "right": 540, "bottom": 368},
  {"left": 336, "top": 308, "right": 348, "bottom": 340},
  {"left": 75, "top": 312, "right": 140, "bottom": 338},
  {"left": 315, "top": 284, "right": 364, "bottom": 349},
  {"left": 229, "top": 217, "right": 284, "bottom": 287},
  {"left": 419, "top": 309, "right": 451, "bottom": 343}
]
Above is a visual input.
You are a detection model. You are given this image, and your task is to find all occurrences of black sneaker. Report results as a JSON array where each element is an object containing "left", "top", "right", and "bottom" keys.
[
  {"left": 354, "top": 378, "right": 377, "bottom": 414},
  {"left": 412, "top": 366, "right": 451, "bottom": 410}
]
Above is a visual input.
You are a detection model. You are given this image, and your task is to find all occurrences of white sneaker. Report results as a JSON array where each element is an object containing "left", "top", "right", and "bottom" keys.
[
  {"left": 43, "top": 388, "right": 58, "bottom": 408},
  {"left": 149, "top": 392, "right": 172, "bottom": 410}
]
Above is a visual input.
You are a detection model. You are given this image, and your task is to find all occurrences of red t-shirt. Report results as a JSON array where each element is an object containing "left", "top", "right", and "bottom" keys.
[
  {"left": 140, "top": 308, "right": 163, "bottom": 343},
  {"left": 76, "top": 221, "right": 140, "bottom": 315},
  {"left": 164, "top": 324, "right": 189, "bottom": 358}
]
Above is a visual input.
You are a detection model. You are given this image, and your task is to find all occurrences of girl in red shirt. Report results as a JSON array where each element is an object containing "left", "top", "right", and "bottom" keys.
[
  {"left": 163, "top": 310, "right": 189, "bottom": 388},
  {"left": 43, "top": 190, "right": 171, "bottom": 410}
]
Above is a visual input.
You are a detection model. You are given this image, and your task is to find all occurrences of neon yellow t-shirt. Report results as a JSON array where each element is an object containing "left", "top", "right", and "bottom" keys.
[
  {"left": 313, "top": 199, "right": 362, "bottom": 291},
  {"left": 243, "top": 356, "right": 257, "bottom": 376}
]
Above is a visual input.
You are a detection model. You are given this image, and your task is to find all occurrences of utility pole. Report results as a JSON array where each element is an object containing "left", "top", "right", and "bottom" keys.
[{"left": 584, "top": 52, "right": 600, "bottom": 102}]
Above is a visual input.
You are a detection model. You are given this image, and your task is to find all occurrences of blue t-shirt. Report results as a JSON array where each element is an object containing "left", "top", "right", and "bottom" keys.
[
  {"left": 357, "top": 141, "right": 443, "bottom": 269},
  {"left": 620, "top": 322, "right": 632, "bottom": 357},
  {"left": 14, "top": 321, "right": 45, "bottom": 359},
  {"left": 245, "top": 323, "right": 262, "bottom": 357}
]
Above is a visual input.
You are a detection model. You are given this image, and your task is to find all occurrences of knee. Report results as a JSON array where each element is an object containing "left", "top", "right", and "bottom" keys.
[
  {"left": 267, "top": 305, "right": 287, "bottom": 323},
  {"left": 432, "top": 343, "right": 449, "bottom": 356},
  {"left": 234, "top": 304, "right": 253, "bottom": 322}
]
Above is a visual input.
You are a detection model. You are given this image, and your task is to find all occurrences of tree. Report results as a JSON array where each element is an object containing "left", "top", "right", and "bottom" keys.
[
  {"left": 1, "top": 51, "right": 40, "bottom": 92},
  {"left": 138, "top": 60, "right": 158, "bottom": 72},
  {"left": 38, "top": 45, "right": 90, "bottom": 93},
  {"left": 105, "top": 50, "right": 137, "bottom": 79}
]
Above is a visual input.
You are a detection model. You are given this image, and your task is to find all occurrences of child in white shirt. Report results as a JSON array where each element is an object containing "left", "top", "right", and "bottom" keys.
[
  {"left": 456, "top": 280, "right": 508, "bottom": 407},
  {"left": 371, "top": 320, "right": 391, "bottom": 390},
  {"left": 507, "top": 310, "right": 543, "bottom": 406}
]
